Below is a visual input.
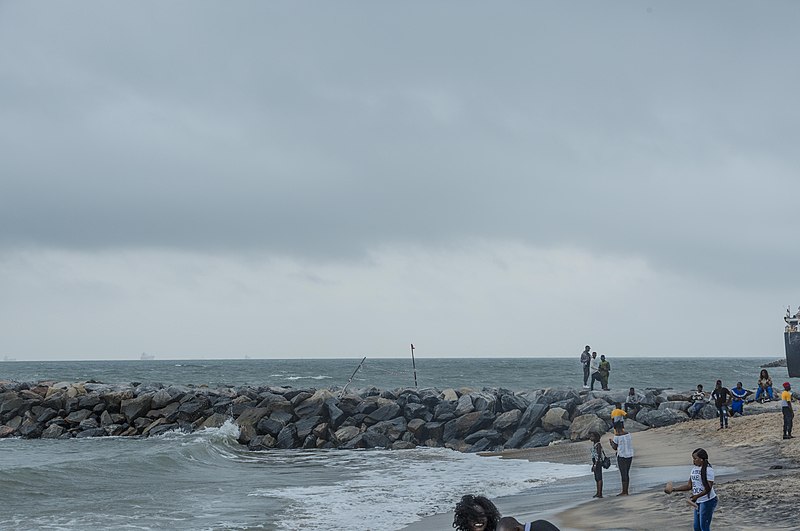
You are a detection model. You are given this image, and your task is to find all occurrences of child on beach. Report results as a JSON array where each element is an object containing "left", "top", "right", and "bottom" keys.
[
  {"left": 609, "top": 424, "right": 633, "bottom": 496},
  {"left": 756, "top": 369, "right": 774, "bottom": 402},
  {"left": 710, "top": 380, "right": 730, "bottom": 429},
  {"left": 781, "top": 382, "right": 795, "bottom": 439},
  {"left": 452, "top": 495, "right": 560, "bottom": 531},
  {"left": 664, "top": 448, "right": 717, "bottom": 531},
  {"left": 610, "top": 402, "right": 626, "bottom": 430},
  {"left": 589, "top": 432, "right": 605, "bottom": 498}
]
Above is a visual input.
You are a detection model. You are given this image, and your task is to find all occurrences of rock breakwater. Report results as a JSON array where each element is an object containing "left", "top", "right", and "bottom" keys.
[{"left": 0, "top": 380, "right": 717, "bottom": 451}]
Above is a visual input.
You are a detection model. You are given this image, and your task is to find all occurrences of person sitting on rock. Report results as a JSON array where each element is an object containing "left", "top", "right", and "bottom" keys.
[
  {"left": 623, "top": 387, "right": 641, "bottom": 417},
  {"left": 688, "top": 384, "right": 707, "bottom": 420},
  {"left": 755, "top": 369, "right": 774, "bottom": 403},
  {"left": 452, "top": 495, "right": 561, "bottom": 531},
  {"left": 730, "top": 382, "right": 751, "bottom": 416}
]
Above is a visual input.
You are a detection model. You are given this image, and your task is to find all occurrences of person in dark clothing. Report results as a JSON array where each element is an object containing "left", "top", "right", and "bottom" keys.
[
  {"left": 452, "top": 495, "right": 561, "bottom": 531},
  {"left": 781, "top": 382, "right": 795, "bottom": 439},
  {"left": 710, "top": 380, "right": 731, "bottom": 429},
  {"left": 580, "top": 345, "right": 591, "bottom": 389}
]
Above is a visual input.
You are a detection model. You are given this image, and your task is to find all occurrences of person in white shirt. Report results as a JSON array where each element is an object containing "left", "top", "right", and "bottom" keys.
[
  {"left": 664, "top": 448, "right": 717, "bottom": 531},
  {"left": 589, "top": 352, "right": 602, "bottom": 391},
  {"left": 608, "top": 424, "right": 634, "bottom": 496}
]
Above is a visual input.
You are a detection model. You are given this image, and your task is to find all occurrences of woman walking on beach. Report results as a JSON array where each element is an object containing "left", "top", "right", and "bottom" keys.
[
  {"left": 664, "top": 448, "right": 717, "bottom": 531},
  {"left": 609, "top": 424, "right": 633, "bottom": 496},
  {"left": 589, "top": 432, "right": 605, "bottom": 498}
]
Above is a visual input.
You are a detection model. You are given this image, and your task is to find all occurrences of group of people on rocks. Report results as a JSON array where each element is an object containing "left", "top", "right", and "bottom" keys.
[
  {"left": 685, "top": 370, "right": 799, "bottom": 439},
  {"left": 579, "top": 345, "right": 611, "bottom": 391}
]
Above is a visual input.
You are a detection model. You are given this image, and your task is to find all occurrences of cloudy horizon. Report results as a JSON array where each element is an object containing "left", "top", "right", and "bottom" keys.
[{"left": 2, "top": 1, "right": 798, "bottom": 360}]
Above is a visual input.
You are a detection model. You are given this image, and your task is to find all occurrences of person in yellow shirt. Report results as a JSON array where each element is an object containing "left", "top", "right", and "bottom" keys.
[
  {"left": 611, "top": 402, "right": 627, "bottom": 430},
  {"left": 781, "top": 382, "right": 795, "bottom": 440}
]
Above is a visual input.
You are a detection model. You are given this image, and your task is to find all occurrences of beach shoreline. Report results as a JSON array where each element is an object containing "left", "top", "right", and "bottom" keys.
[{"left": 404, "top": 408, "right": 800, "bottom": 531}]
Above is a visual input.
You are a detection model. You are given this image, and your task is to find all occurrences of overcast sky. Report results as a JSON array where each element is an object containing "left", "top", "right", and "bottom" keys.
[{"left": 1, "top": 1, "right": 798, "bottom": 360}]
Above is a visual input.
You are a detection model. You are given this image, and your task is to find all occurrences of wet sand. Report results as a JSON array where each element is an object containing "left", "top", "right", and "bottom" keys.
[{"left": 404, "top": 402, "right": 800, "bottom": 530}]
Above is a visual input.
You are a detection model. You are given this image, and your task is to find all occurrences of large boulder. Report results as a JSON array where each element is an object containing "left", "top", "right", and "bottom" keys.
[
  {"left": 658, "top": 401, "right": 691, "bottom": 412},
  {"left": 121, "top": 395, "right": 153, "bottom": 422},
  {"left": 368, "top": 417, "right": 407, "bottom": 442},
  {"left": 294, "top": 390, "right": 335, "bottom": 419},
  {"left": 637, "top": 408, "right": 689, "bottom": 428},
  {"left": 455, "top": 394, "right": 475, "bottom": 416},
  {"left": 471, "top": 392, "right": 496, "bottom": 413},
  {"left": 443, "top": 410, "right": 495, "bottom": 441},
  {"left": 575, "top": 398, "right": 612, "bottom": 417},
  {"left": 493, "top": 409, "right": 522, "bottom": 431},
  {"left": 568, "top": 414, "right": 609, "bottom": 441},
  {"left": 499, "top": 393, "right": 530, "bottom": 413},
  {"left": 334, "top": 425, "right": 361, "bottom": 444},
  {"left": 522, "top": 430, "right": 563, "bottom": 448},
  {"left": 365, "top": 403, "right": 401, "bottom": 424},
  {"left": 541, "top": 407, "right": 571, "bottom": 432},
  {"left": 518, "top": 403, "right": 549, "bottom": 432}
]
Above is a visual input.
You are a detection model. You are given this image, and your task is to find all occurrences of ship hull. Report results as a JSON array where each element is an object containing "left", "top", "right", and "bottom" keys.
[{"left": 785, "top": 332, "right": 800, "bottom": 377}]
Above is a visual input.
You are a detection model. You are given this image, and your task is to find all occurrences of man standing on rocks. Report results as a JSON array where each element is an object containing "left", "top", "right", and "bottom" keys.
[
  {"left": 580, "top": 345, "right": 591, "bottom": 389},
  {"left": 589, "top": 352, "right": 602, "bottom": 391}
]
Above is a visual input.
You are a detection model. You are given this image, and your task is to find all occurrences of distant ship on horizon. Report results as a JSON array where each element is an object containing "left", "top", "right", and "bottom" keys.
[{"left": 140, "top": 352, "right": 155, "bottom": 361}]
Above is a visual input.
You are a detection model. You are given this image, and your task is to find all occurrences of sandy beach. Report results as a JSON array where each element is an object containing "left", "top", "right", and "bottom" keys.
[{"left": 405, "top": 402, "right": 800, "bottom": 530}]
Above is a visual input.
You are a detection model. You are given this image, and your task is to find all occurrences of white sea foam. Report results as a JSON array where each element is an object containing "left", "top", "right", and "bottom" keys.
[{"left": 249, "top": 448, "right": 588, "bottom": 531}]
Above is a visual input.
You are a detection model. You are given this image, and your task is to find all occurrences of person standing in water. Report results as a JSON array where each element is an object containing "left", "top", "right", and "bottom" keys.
[
  {"left": 664, "top": 448, "right": 717, "bottom": 531},
  {"left": 609, "top": 424, "right": 634, "bottom": 495},
  {"left": 580, "top": 345, "right": 591, "bottom": 389}
]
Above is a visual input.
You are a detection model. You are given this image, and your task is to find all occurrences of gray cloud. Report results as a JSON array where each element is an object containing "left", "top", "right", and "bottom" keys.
[{"left": 2, "top": 0, "right": 800, "bottom": 288}]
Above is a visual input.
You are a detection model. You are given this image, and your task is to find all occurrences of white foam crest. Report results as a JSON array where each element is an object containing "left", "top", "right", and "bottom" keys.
[
  {"left": 284, "top": 375, "right": 332, "bottom": 381},
  {"left": 249, "top": 448, "right": 588, "bottom": 531}
]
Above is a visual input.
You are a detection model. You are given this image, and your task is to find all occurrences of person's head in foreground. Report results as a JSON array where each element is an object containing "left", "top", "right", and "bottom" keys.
[
  {"left": 784, "top": 382, "right": 792, "bottom": 391},
  {"left": 696, "top": 384, "right": 703, "bottom": 392},
  {"left": 628, "top": 387, "right": 635, "bottom": 395},
  {"left": 715, "top": 380, "right": 722, "bottom": 389},
  {"left": 453, "top": 494, "right": 501, "bottom": 531},
  {"left": 760, "top": 369, "right": 770, "bottom": 380}
]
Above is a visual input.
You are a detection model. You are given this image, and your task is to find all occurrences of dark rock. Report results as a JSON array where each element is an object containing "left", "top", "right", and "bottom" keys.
[
  {"left": 76, "top": 427, "right": 106, "bottom": 438},
  {"left": 18, "top": 418, "right": 43, "bottom": 438},
  {"left": 367, "top": 417, "right": 407, "bottom": 442},
  {"left": 36, "top": 408, "right": 58, "bottom": 424},
  {"left": 467, "top": 437, "right": 494, "bottom": 453},
  {"left": 79, "top": 418, "right": 99, "bottom": 430},
  {"left": 464, "top": 429, "right": 501, "bottom": 444},
  {"left": 504, "top": 428, "right": 529, "bottom": 449},
  {"left": 500, "top": 393, "right": 530, "bottom": 412},
  {"left": 365, "top": 403, "right": 401, "bottom": 424},
  {"left": 392, "top": 441, "right": 416, "bottom": 450},
  {"left": 493, "top": 409, "right": 521, "bottom": 431},
  {"left": 235, "top": 407, "right": 270, "bottom": 432},
  {"left": 334, "top": 425, "right": 360, "bottom": 444},
  {"left": 276, "top": 425, "right": 297, "bottom": 449},
  {"left": 148, "top": 423, "right": 179, "bottom": 437},
  {"left": 255, "top": 417, "right": 284, "bottom": 437},
  {"left": 522, "top": 431, "right": 562, "bottom": 448},
  {"left": 256, "top": 393, "right": 294, "bottom": 415},
  {"left": 120, "top": 395, "right": 153, "bottom": 422},
  {"left": 200, "top": 413, "right": 229, "bottom": 429},
  {"left": 455, "top": 394, "right": 475, "bottom": 416},
  {"left": 77, "top": 395, "right": 101, "bottom": 410},
  {"left": 325, "top": 399, "right": 346, "bottom": 429},
  {"left": 434, "top": 401, "right": 457, "bottom": 421},
  {"left": 443, "top": 410, "right": 494, "bottom": 441},
  {"left": 636, "top": 408, "right": 689, "bottom": 427},
  {"left": 518, "top": 403, "right": 549, "bottom": 432},
  {"left": 295, "top": 416, "right": 322, "bottom": 439},
  {"left": 41, "top": 424, "right": 65, "bottom": 438},
  {"left": 65, "top": 409, "right": 93, "bottom": 425},
  {"left": 403, "top": 403, "right": 429, "bottom": 420}
]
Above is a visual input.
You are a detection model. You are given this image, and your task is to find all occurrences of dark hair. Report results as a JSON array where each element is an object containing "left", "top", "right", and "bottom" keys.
[
  {"left": 761, "top": 369, "right": 769, "bottom": 379},
  {"left": 453, "top": 495, "right": 501, "bottom": 531},
  {"left": 697, "top": 384, "right": 703, "bottom": 390},
  {"left": 693, "top": 448, "right": 711, "bottom": 492}
]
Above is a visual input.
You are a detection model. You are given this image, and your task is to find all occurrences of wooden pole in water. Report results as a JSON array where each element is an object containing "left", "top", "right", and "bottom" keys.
[{"left": 411, "top": 343, "right": 418, "bottom": 388}]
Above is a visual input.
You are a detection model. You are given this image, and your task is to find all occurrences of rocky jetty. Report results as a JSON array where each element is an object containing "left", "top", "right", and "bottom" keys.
[{"left": 0, "top": 380, "right": 718, "bottom": 451}]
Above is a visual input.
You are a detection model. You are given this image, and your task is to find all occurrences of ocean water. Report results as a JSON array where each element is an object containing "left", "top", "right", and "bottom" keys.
[{"left": 0, "top": 357, "right": 788, "bottom": 530}]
